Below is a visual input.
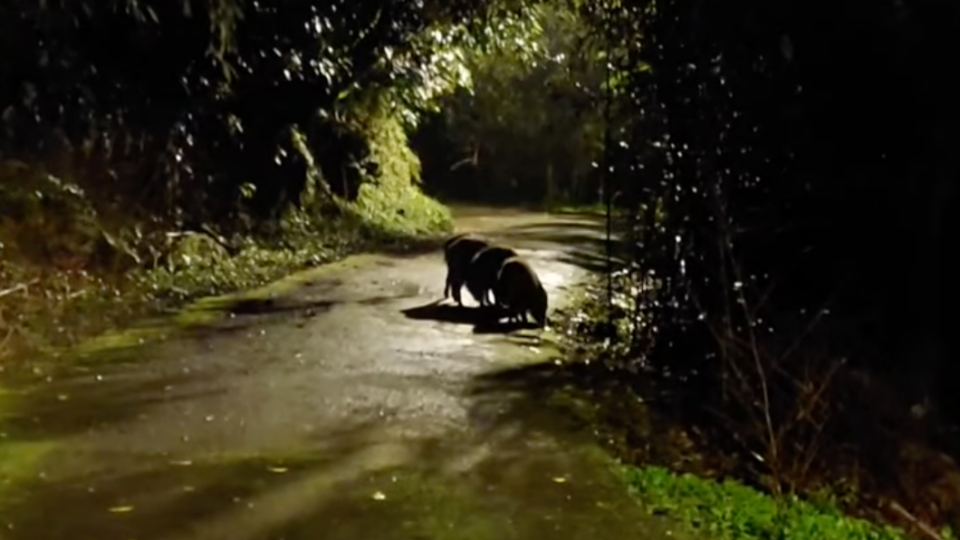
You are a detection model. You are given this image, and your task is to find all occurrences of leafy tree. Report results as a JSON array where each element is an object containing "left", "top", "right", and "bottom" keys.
[
  {"left": 413, "top": 2, "right": 614, "bottom": 206},
  {"left": 580, "top": 0, "right": 960, "bottom": 526},
  {"left": 0, "top": 0, "right": 519, "bottom": 232}
]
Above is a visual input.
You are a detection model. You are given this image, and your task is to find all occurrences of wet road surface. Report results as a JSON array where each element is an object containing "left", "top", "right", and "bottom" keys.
[{"left": 0, "top": 208, "right": 685, "bottom": 540}]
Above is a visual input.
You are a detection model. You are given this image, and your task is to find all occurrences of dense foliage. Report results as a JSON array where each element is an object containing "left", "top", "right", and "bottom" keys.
[
  {"left": 623, "top": 465, "right": 913, "bottom": 540},
  {"left": 413, "top": 3, "right": 613, "bottom": 206},
  {"left": 575, "top": 0, "right": 960, "bottom": 530},
  {"left": 0, "top": 0, "right": 525, "bottom": 357},
  {"left": 0, "top": 0, "right": 514, "bottom": 232}
]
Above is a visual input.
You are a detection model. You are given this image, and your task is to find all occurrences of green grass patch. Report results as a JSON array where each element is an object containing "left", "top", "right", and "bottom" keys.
[
  {"left": 0, "top": 388, "right": 57, "bottom": 505},
  {"left": 350, "top": 183, "right": 452, "bottom": 238},
  {"left": 621, "top": 465, "right": 920, "bottom": 540},
  {"left": 0, "top": 440, "right": 56, "bottom": 504}
]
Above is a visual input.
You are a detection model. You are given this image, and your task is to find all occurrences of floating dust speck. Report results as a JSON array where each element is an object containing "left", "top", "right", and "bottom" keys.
[
  {"left": 372, "top": 491, "right": 386, "bottom": 501},
  {"left": 552, "top": 476, "right": 568, "bottom": 483},
  {"left": 109, "top": 505, "right": 134, "bottom": 513},
  {"left": 267, "top": 466, "right": 288, "bottom": 473},
  {"left": 169, "top": 460, "right": 193, "bottom": 466}
]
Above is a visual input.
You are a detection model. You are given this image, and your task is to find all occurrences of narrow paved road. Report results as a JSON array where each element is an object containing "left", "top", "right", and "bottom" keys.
[{"left": 1, "top": 209, "right": 680, "bottom": 540}]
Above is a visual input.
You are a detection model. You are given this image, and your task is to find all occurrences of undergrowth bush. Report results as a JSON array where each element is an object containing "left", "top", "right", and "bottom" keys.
[
  {"left": 346, "top": 101, "right": 453, "bottom": 237},
  {"left": 556, "top": 270, "right": 960, "bottom": 540},
  {"left": 0, "top": 100, "right": 452, "bottom": 363}
]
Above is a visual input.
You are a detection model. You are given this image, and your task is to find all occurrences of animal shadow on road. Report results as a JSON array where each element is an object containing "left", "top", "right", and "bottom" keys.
[
  {"left": 465, "top": 357, "right": 669, "bottom": 452},
  {"left": 401, "top": 299, "right": 539, "bottom": 334}
]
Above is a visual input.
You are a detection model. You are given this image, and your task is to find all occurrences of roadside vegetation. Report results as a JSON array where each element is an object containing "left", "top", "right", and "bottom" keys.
[
  {"left": 622, "top": 465, "right": 916, "bottom": 540},
  {"left": 543, "top": 270, "right": 958, "bottom": 540},
  {"left": 0, "top": 1, "right": 519, "bottom": 363}
]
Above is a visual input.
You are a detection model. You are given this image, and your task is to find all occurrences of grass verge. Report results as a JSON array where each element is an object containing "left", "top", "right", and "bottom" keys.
[
  {"left": 0, "top": 199, "right": 451, "bottom": 366},
  {"left": 620, "top": 465, "right": 919, "bottom": 540}
]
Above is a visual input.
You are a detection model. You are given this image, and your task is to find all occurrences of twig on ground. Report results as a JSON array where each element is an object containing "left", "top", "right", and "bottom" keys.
[
  {"left": 0, "top": 278, "right": 40, "bottom": 298},
  {"left": 888, "top": 500, "right": 943, "bottom": 540},
  {"left": 0, "top": 313, "right": 15, "bottom": 358}
]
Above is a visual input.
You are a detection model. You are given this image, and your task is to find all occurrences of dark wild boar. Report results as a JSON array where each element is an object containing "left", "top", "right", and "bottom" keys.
[
  {"left": 494, "top": 256, "right": 548, "bottom": 327},
  {"left": 465, "top": 245, "right": 518, "bottom": 307},
  {"left": 443, "top": 233, "right": 490, "bottom": 306}
]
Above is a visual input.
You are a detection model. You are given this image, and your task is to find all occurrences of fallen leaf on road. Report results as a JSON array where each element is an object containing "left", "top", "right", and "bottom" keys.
[{"left": 267, "top": 466, "right": 288, "bottom": 473}]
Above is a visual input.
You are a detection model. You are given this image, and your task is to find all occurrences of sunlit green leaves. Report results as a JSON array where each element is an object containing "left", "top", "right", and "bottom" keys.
[
  {"left": 413, "top": 1, "right": 608, "bottom": 205},
  {"left": 2, "top": 0, "right": 534, "bottom": 226}
]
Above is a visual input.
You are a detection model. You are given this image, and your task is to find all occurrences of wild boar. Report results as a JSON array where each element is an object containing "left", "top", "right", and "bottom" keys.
[
  {"left": 443, "top": 233, "right": 490, "bottom": 306},
  {"left": 464, "top": 245, "right": 519, "bottom": 307},
  {"left": 494, "top": 256, "right": 548, "bottom": 327}
]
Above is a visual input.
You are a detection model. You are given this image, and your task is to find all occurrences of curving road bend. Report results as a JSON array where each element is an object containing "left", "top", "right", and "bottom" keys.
[{"left": 0, "top": 208, "right": 684, "bottom": 540}]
